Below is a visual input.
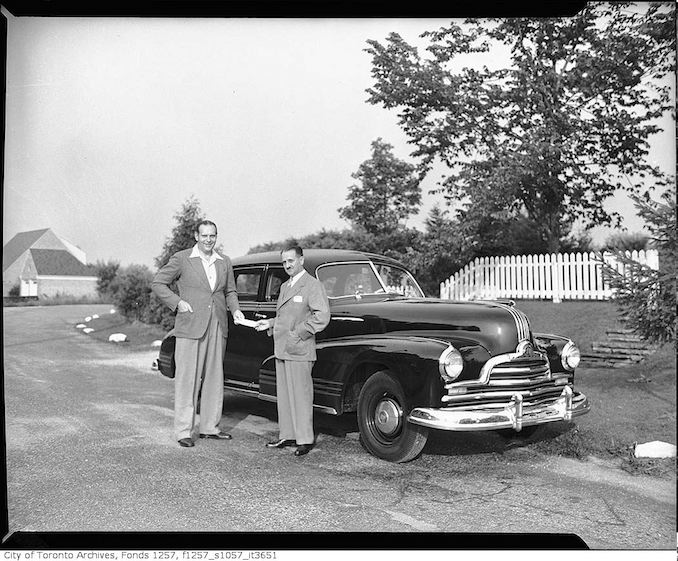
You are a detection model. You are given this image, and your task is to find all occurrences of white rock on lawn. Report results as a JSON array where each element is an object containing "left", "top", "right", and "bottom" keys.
[
  {"left": 110, "top": 309, "right": 116, "bottom": 314},
  {"left": 109, "top": 333, "right": 128, "bottom": 343},
  {"left": 83, "top": 328, "right": 94, "bottom": 334},
  {"left": 76, "top": 324, "right": 86, "bottom": 329},
  {"left": 92, "top": 314, "right": 100, "bottom": 319},
  {"left": 151, "top": 340, "right": 163, "bottom": 348},
  {"left": 634, "top": 441, "right": 677, "bottom": 458},
  {"left": 85, "top": 316, "right": 92, "bottom": 322}
]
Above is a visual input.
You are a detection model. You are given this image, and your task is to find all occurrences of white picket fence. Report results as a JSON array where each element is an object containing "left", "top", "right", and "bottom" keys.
[{"left": 439, "top": 250, "right": 659, "bottom": 302}]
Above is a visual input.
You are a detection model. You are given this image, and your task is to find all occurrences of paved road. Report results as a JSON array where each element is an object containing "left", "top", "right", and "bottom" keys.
[{"left": 3, "top": 305, "right": 675, "bottom": 549}]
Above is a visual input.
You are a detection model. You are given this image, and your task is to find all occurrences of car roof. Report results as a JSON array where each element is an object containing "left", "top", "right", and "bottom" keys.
[{"left": 232, "top": 248, "right": 407, "bottom": 271}]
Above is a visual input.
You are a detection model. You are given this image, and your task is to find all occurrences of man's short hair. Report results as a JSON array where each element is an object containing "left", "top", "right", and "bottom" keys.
[
  {"left": 194, "top": 220, "right": 218, "bottom": 234},
  {"left": 281, "top": 245, "right": 303, "bottom": 257}
]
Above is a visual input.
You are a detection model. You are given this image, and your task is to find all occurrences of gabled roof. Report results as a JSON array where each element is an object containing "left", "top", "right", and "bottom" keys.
[
  {"left": 30, "top": 249, "right": 95, "bottom": 277},
  {"left": 2, "top": 229, "right": 50, "bottom": 271}
]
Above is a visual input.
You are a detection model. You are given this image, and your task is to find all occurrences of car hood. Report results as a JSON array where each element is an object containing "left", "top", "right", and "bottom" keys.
[{"left": 330, "top": 297, "right": 532, "bottom": 356}]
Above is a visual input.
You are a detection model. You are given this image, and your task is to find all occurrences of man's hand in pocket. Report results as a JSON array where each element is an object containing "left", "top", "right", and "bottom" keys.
[{"left": 177, "top": 300, "right": 194, "bottom": 313}]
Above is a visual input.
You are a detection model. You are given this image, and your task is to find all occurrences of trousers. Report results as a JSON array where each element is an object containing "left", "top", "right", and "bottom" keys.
[
  {"left": 275, "top": 358, "right": 314, "bottom": 445},
  {"left": 173, "top": 307, "right": 225, "bottom": 440}
]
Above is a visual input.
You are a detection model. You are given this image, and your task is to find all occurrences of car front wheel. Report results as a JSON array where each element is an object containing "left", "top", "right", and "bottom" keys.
[{"left": 357, "top": 370, "right": 429, "bottom": 463}]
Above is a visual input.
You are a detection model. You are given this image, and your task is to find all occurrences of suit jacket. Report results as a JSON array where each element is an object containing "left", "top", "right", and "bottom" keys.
[
  {"left": 151, "top": 248, "right": 240, "bottom": 340},
  {"left": 271, "top": 271, "right": 330, "bottom": 361}
]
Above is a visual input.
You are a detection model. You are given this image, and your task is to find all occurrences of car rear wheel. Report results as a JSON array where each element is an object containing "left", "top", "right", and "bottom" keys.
[{"left": 357, "top": 370, "right": 429, "bottom": 462}]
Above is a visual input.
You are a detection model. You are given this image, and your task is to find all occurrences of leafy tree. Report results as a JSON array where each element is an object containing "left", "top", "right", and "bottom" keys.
[
  {"left": 410, "top": 205, "right": 467, "bottom": 295},
  {"left": 152, "top": 196, "right": 219, "bottom": 328},
  {"left": 559, "top": 229, "right": 593, "bottom": 254},
  {"left": 248, "top": 237, "right": 302, "bottom": 254},
  {"left": 601, "top": 184, "right": 676, "bottom": 344},
  {"left": 249, "top": 226, "right": 422, "bottom": 264},
  {"left": 155, "top": 196, "right": 206, "bottom": 269},
  {"left": 93, "top": 259, "right": 120, "bottom": 300},
  {"left": 365, "top": 3, "right": 675, "bottom": 252},
  {"left": 339, "top": 138, "right": 422, "bottom": 235},
  {"left": 247, "top": 226, "right": 425, "bottom": 290}
]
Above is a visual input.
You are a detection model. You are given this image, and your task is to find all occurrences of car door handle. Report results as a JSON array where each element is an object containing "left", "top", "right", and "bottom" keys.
[{"left": 254, "top": 313, "right": 269, "bottom": 319}]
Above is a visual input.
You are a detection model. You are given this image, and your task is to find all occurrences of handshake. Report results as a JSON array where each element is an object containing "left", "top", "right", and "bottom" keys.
[
  {"left": 234, "top": 316, "right": 272, "bottom": 332},
  {"left": 254, "top": 319, "right": 272, "bottom": 332}
]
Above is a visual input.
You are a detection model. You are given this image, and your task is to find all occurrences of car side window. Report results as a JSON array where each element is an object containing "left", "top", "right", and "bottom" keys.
[
  {"left": 317, "top": 263, "right": 383, "bottom": 297},
  {"left": 374, "top": 263, "right": 424, "bottom": 298},
  {"left": 234, "top": 268, "right": 264, "bottom": 301},
  {"left": 265, "top": 267, "right": 288, "bottom": 302}
]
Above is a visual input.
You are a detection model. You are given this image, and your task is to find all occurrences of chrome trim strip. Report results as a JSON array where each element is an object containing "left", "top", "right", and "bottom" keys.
[
  {"left": 332, "top": 317, "right": 365, "bottom": 322},
  {"left": 492, "top": 302, "right": 530, "bottom": 342},
  {"left": 225, "top": 386, "right": 260, "bottom": 397},
  {"left": 442, "top": 385, "right": 564, "bottom": 403},
  {"left": 487, "top": 375, "right": 552, "bottom": 387},
  {"left": 256, "top": 391, "right": 338, "bottom": 415},
  {"left": 450, "top": 340, "right": 540, "bottom": 388},
  {"left": 491, "top": 365, "right": 549, "bottom": 374},
  {"left": 313, "top": 404, "right": 339, "bottom": 415},
  {"left": 224, "top": 379, "right": 258, "bottom": 390}
]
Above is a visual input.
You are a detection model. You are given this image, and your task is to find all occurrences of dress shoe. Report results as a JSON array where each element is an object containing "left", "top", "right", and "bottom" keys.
[
  {"left": 266, "top": 438, "right": 296, "bottom": 449},
  {"left": 178, "top": 438, "right": 194, "bottom": 447},
  {"left": 199, "top": 432, "right": 232, "bottom": 440},
  {"left": 294, "top": 444, "right": 313, "bottom": 456}
]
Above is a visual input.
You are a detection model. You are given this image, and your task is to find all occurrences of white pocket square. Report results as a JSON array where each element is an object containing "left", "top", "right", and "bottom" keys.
[{"left": 293, "top": 295, "right": 303, "bottom": 302}]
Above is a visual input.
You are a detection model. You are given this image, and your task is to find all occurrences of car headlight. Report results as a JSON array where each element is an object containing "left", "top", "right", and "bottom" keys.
[
  {"left": 561, "top": 341, "right": 581, "bottom": 371},
  {"left": 439, "top": 345, "right": 464, "bottom": 382}
]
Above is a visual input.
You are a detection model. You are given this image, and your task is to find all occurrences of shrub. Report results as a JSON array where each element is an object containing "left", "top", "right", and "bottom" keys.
[
  {"left": 601, "top": 185, "right": 676, "bottom": 345},
  {"left": 93, "top": 260, "right": 120, "bottom": 300},
  {"left": 8, "top": 284, "right": 20, "bottom": 297},
  {"left": 108, "top": 264, "right": 154, "bottom": 322},
  {"left": 602, "top": 231, "right": 650, "bottom": 252},
  {"left": 141, "top": 291, "right": 176, "bottom": 331}
]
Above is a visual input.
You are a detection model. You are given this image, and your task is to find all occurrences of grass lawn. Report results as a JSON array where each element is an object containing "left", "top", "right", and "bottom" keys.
[
  {"left": 513, "top": 299, "right": 676, "bottom": 477},
  {"left": 74, "top": 308, "right": 169, "bottom": 351},
  {"left": 513, "top": 299, "right": 628, "bottom": 353}
]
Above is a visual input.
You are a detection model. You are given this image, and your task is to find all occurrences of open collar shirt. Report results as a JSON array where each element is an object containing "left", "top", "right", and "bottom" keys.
[
  {"left": 288, "top": 269, "right": 305, "bottom": 288},
  {"left": 190, "top": 244, "right": 223, "bottom": 291}
]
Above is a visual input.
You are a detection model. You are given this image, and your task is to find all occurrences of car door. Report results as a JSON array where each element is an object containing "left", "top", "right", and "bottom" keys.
[
  {"left": 252, "top": 266, "right": 287, "bottom": 396},
  {"left": 224, "top": 266, "right": 266, "bottom": 389}
]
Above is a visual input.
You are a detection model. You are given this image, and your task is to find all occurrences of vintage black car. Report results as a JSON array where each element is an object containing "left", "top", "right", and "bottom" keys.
[{"left": 156, "top": 249, "right": 590, "bottom": 462}]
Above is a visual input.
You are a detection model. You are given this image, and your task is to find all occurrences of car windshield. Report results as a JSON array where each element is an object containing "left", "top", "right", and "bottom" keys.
[{"left": 316, "top": 262, "right": 424, "bottom": 299}]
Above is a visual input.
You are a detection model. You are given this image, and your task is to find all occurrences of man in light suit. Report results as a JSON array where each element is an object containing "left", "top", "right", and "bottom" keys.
[
  {"left": 255, "top": 245, "right": 330, "bottom": 456},
  {"left": 152, "top": 220, "right": 244, "bottom": 447}
]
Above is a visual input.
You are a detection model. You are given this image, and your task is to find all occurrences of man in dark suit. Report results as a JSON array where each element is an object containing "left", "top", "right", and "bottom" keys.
[
  {"left": 255, "top": 245, "right": 330, "bottom": 456},
  {"left": 152, "top": 220, "right": 244, "bottom": 447}
]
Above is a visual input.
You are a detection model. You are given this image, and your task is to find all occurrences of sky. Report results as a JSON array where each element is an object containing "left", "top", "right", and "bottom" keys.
[{"left": 3, "top": 11, "right": 676, "bottom": 268}]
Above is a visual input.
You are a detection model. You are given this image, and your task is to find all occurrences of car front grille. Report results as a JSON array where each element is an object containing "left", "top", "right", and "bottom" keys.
[
  {"left": 488, "top": 356, "right": 551, "bottom": 385},
  {"left": 442, "top": 350, "right": 566, "bottom": 406}
]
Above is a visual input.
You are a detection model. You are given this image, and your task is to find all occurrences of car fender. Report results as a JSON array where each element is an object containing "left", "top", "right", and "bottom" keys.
[
  {"left": 533, "top": 332, "right": 576, "bottom": 375},
  {"left": 258, "top": 334, "right": 490, "bottom": 412}
]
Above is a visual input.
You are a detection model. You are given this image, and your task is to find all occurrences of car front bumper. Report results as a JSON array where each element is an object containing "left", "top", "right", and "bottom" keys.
[{"left": 407, "top": 386, "right": 590, "bottom": 432}]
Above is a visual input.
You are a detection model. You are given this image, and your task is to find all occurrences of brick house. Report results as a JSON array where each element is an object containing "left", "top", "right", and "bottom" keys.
[{"left": 3, "top": 229, "right": 98, "bottom": 298}]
